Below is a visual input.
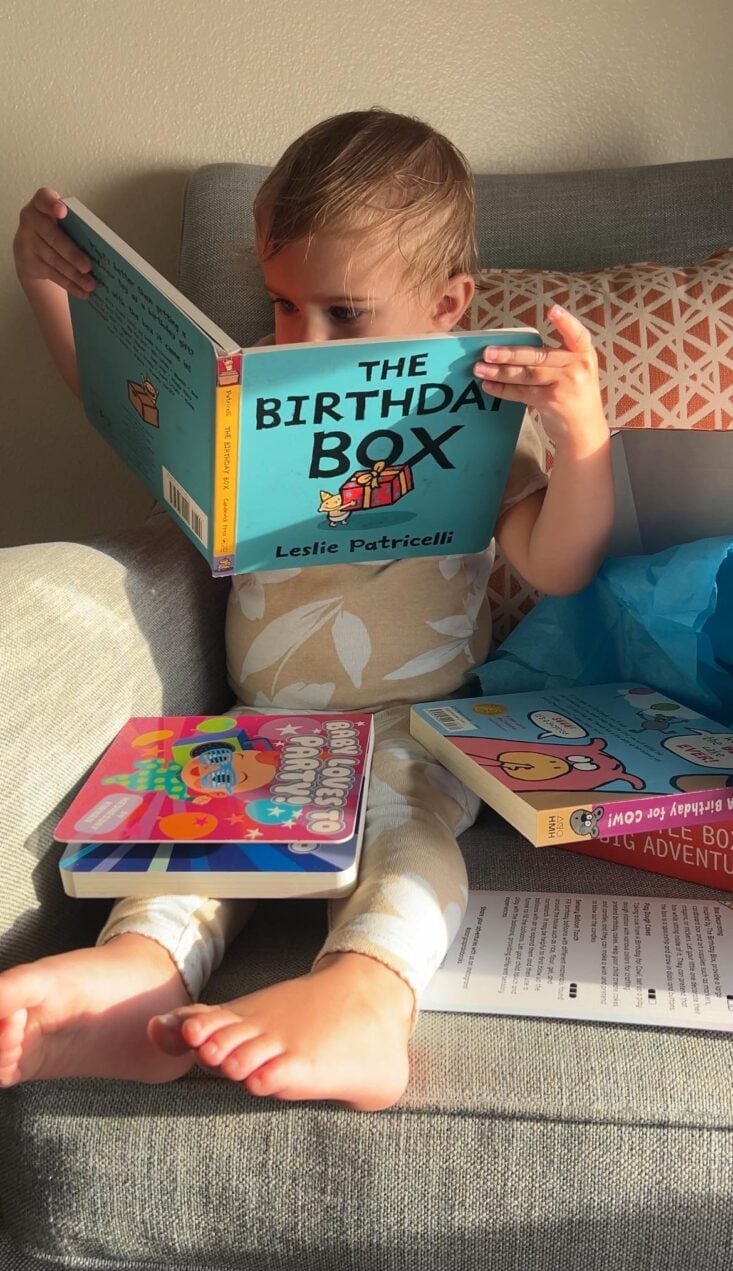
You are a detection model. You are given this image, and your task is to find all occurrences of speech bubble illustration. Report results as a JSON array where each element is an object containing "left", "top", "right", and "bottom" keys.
[
  {"left": 529, "top": 710, "right": 588, "bottom": 741},
  {"left": 72, "top": 793, "right": 144, "bottom": 835},
  {"left": 663, "top": 731, "right": 733, "bottom": 769}
]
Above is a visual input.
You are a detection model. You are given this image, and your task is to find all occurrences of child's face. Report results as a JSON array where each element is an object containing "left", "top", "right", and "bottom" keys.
[{"left": 259, "top": 232, "right": 472, "bottom": 345}]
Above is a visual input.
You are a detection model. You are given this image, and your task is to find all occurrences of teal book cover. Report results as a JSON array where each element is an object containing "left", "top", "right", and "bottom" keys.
[
  {"left": 411, "top": 683, "right": 733, "bottom": 845},
  {"left": 64, "top": 200, "right": 223, "bottom": 556},
  {"left": 231, "top": 330, "right": 541, "bottom": 572},
  {"left": 62, "top": 199, "right": 542, "bottom": 575}
]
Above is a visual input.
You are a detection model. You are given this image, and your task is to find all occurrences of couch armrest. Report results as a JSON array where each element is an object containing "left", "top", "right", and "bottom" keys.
[{"left": 0, "top": 514, "right": 230, "bottom": 968}]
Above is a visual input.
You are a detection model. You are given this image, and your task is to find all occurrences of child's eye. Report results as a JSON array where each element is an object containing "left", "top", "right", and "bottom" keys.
[
  {"left": 329, "top": 306, "right": 365, "bottom": 324},
  {"left": 271, "top": 298, "right": 297, "bottom": 315}
]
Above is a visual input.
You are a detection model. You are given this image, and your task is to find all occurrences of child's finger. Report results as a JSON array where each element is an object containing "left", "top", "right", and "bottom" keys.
[
  {"left": 476, "top": 363, "right": 562, "bottom": 387},
  {"left": 45, "top": 221, "right": 94, "bottom": 276},
  {"left": 476, "top": 347, "right": 574, "bottom": 368},
  {"left": 477, "top": 379, "right": 529, "bottom": 405},
  {"left": 546, "top": 304, "right": 593, "bottom": 353},
  {"left": 34, "top": 236, "right": 95, "bottom": 291},
  {"left": 32, "top": 187, "right": 67, "bottom": 218},
  {"left": 37, "top": 259, "right": 94, "bottom": 299}
]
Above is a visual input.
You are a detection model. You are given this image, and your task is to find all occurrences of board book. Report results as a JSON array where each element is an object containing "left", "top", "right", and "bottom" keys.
[
  {"left": 55, "top": 712, "right": 373, "bottom": 899},
  {"left": 410, "top": 684, "right": 733, "bottom": 847},
  {"left": 61, "top": 198, "right": 542, "bottom": 576},
  {"left": 421, "top": 889, "right": 733, "bottom": 1032},
  {"left": 557, "top": 820, "right": 733, "bottom": 893}
]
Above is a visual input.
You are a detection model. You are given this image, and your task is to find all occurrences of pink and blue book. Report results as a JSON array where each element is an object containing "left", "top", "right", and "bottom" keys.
[{"left": 55, "top": 712, "right": 373, "bottom": 898}]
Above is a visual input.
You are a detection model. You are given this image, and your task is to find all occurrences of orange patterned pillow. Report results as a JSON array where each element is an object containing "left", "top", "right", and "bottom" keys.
[
  {"left": 461, "top": 247, "right": 733, "bottom": 433},
  {"left": 460, "top": 248, "right": 733, "bottom": 642}
]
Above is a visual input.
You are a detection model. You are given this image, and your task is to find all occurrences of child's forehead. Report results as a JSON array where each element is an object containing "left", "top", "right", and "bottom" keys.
[{"left": 258, "top": 232, "right": 409, "bottom": 295}]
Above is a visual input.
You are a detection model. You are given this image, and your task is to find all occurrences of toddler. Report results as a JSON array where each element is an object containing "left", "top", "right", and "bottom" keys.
[{"left": 2, "top": 109, "right": 613, "bottom": 1109}]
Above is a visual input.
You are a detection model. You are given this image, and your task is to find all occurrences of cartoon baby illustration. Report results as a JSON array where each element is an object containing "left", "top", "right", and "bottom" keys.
[
  {"left": 569, "top": 807, "right": 605, "bottom": 837},
  {"left": 452, "top": 736, "right": 646, "bottom": 792},
  {"left": 181, "top": 740, "right": 279, "bottom": 799},
  {"left": 102, "top": 740, "right": 279, "bottom": 804},
  {"left": 318, "top": 490, "right": 357, "bottom": 526}
]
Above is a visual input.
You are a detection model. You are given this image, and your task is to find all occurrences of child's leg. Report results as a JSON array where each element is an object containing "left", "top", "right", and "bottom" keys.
[
  {"left": 0, "top": 895, "right": 253, "bottom": 1087},
  {"left": 318, "top": 704, "right": 478, "bottom": 1008},
  {"left": 97, "top": 894, "right": 255, "bottom": 1002},
  {"left": 151, "top": 707, "right": 479, "bottom": 1110}
]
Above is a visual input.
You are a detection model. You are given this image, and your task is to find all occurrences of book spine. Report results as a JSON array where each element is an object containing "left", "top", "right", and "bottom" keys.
[
  {"left": 556, "top": 822, "right": 733, "bottom": 893},
  {"left": 212, "top": 354, "right": 243, "bottom": 575},
  {"left": 536, "top": 787, "right": 733, "bottom": 848}
]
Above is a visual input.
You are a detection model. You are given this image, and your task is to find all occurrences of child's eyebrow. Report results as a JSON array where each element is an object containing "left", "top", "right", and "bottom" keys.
[{"left": 265, "top": 288, "right": 372, "bottom": 305}]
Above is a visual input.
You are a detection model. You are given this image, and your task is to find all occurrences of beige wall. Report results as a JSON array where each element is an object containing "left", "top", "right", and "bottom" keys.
[{"left": 2, "top": 0, "right": 731, "bottom": 547}]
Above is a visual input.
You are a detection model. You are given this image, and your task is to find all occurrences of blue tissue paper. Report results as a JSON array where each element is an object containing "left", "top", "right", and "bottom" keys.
[{"left": 474, "top": 537, "right": 733, "bottom": 725}]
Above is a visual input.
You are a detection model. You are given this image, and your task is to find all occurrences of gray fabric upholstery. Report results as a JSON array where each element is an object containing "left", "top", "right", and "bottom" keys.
[
  {"left": 0, "top": 514, "right": 230, "bottom": 971},
  {"left": 178, "top": 157, "right": 733, "bottom": 348},
  {"left": 2, "top": 157, "right": 732, "bottom": 1271}
]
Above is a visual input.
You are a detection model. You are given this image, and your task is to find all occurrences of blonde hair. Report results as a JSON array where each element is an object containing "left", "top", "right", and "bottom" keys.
[{"left": 254, "top": 108, "right": 477, "bottom": 294}]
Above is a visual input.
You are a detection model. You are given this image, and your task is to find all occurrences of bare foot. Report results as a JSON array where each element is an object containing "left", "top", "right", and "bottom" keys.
[
  {"left": 150, "top": 952, "right": 413, "bottom": 1111},
  {"left": 0, "top": 933, "right": 194, "bottom": 1086}
]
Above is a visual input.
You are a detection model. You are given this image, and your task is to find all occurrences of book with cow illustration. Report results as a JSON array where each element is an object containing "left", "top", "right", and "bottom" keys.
[
  {"left": 55, "top": 711, "right": 373, "bottom": 899},
  {"left": 410, "top": 684, "right": 733, "bottom": 847},
  {"left": 61, "top": 198, "right": 542, "bottom": 576}
]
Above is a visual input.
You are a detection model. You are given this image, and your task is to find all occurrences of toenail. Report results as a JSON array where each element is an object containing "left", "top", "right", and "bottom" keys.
[{"left": 156, "top": 1013, "right": 180, "bottom": 1028}]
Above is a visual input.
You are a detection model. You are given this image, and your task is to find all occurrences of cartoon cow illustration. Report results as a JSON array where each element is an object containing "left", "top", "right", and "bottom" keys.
[{"left": 451, "top": 735, "right": 645, "bottom": 792}]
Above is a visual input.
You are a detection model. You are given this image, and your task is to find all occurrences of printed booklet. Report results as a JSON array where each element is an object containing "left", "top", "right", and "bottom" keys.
[
  {"left": 55, "top": 712, "right": 373, "bottom": 899},
  {"left": 410, "top": 684, "right": 733, "bottom": 847},
  {"left": 421, "top": 890, "right": 733, "bottom": 1032},
  {"left": 61, "top": 198, "right": 542, "bottom": 576}
]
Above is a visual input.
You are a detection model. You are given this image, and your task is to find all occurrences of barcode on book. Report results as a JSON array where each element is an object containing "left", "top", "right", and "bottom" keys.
[
  {"left": 162, "top": 468, "right": 208, "bottom": 547},
  {"left": 424, "top": 706, "right": 476, "bottom": 733}
]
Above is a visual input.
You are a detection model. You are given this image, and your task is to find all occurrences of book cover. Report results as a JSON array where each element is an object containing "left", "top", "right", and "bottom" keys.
[
  {"left": 58, "top": 785, "right": 369, "bottom": 900},
  {"left": 557, "top": 820, "right": 733, "bottom": 892},
  {"left": 61, "top": 199, "right": 542, "bottom": 576},
  {"left": 55, "top": 711, "right": 370, "bottom": 899},
  {"left": 421, "top": 889, "right": 733, "bottom": 1032},
  {"left": 55, "top": 712, "right": 373, "bottom": 846},
  {"left": 410, "top": 684, "right": 733, "bottom": 846}
]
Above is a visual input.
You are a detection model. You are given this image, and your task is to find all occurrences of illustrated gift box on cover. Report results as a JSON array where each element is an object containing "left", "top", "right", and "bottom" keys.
[
  {"left": 127, "top": 376, "right": 159, "bottom": 427},
  {"left": 341, "top": 459, "right": 414, "bottom": 510}
]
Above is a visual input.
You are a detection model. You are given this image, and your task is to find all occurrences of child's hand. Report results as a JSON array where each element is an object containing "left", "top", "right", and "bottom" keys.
[
  {"left": 13, "top": 188, "right": 95, "bottom": 300},
  {"left": 474, "top": 305, "right": 607, "bottom": 455}
]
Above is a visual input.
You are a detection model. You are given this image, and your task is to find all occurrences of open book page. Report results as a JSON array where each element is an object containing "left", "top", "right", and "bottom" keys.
[{"left": 422, "top": 890, "right": 733, "bottom": 1032}]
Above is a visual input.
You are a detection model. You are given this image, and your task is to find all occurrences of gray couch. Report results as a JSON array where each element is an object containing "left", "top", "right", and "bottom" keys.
[{"left": 2, "top": 157, "right": 732, "bottom": 1271}]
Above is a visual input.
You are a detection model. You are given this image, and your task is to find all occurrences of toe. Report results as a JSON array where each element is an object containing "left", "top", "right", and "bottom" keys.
[
  {"left": 181, "top": 1007, "right": 244, "bottom": 1049},
  {"left": 221, "top": 1036, "right": 284, "bottom": 1086},
  {"left": 148, "top": 1002, "right": 222, "bottom": 1055},
  {"left": 0, "top": 1007, "right": 27, "bottom": 1045},
  {"left": 148, "top": 1013, "right": 194, "bottom": 1057},
  {"left": 197, "top": 1020, "right": 261, "bottom": 1068},
  {"left": 243, "top": 1050, "right": 301, "bottom": 1098},
  {"left": 0, "top": 1009, "right": 28, "bottom": 1087}
]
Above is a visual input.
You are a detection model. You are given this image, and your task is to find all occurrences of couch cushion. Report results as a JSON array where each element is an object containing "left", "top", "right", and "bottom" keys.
[{"left": 3, "top": 811, "right": 732, "bottom": 1271}]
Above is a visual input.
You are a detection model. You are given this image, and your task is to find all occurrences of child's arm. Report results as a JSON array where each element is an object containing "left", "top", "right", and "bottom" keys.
[
  {"left": 478, "top": 305, "right": 614, "bottom": 595},
  {"left": 13, "top": 188, "right": 94, "bottom": 399}
]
